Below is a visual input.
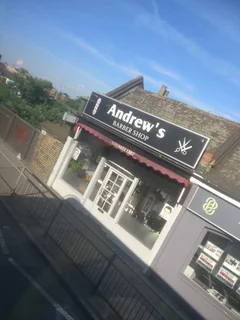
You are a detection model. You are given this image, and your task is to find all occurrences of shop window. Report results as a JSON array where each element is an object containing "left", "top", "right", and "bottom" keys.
[
  {"left": 184, "top": 232, "right": 240, "bottom": 317},
  {"left": 62, "top": 141, "right": 101, "bottom": 195},
  {"left": 118, "top": 180, "right": 175, "bottom": 249}
]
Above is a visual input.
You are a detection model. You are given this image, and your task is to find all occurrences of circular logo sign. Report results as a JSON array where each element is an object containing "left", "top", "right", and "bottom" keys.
[{"left": 203, "top": 197, "right": 218, "bottom": 215}]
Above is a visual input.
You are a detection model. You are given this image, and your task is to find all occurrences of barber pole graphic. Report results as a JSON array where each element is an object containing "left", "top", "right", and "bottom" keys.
[{"left": 92, "top": 98, "right": 101, "bottom": 115}]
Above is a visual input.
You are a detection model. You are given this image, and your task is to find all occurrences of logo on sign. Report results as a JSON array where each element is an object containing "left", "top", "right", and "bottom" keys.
[
  {"left": 92, "top": 98, "right": 101, "bottom": 115},
  {"left": 203, "top": 197, "right": 218, "bottom": 215},
  {"left": 174, "top": 138, "right": 192, "bottom": 156}
]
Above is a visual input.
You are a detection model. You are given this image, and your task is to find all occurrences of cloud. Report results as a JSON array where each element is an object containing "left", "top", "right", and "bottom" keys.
[
  {"left": 173, "top": 0, "right": 240, "bottom": 45},
  {"left": 45, "top": 51, "right": 111, "bottom": 93},
  {"left": 58, "top": 30, "right": 167, "bottom": 87},
  {"left": 202, "top": 13, "right": 240, "bottom": 45},
  {"left": 58, "top": 30, "right": 197, "bottom": 92},
  {"left": 135, "top": 0, "right": 240, "bottom": 87},
  {"left": 149, "top": 62, "right": 180, "bottom": 81},
  {"left": 148, "top": 60, "right": 195, "bottom": 91},
  {"left": 56, "top": 30, "right": 229, "bottom": 115},
  {"left": 226, "top": 111, "right": 240, "bottom": 121}
]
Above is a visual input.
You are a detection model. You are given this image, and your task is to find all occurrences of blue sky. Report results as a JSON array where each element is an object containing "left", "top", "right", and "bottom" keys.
[{"left": 0, "top": 0, "right": 240, "bottom": 121}]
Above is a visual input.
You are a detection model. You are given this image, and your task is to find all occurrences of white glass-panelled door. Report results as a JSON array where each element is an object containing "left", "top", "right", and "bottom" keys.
[
  {"left": 85, "top": 161, "right": 134, "bottom": 228},
  {"left": 83, "top": 160, "right": 156, "bottom": 264},
  {"left": 93, "top": 168, "right": 126, "bottom": 215}
]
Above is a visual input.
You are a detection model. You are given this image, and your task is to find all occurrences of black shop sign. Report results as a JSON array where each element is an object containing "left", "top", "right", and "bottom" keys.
[{"left": 83, "top": 92, "right": 209, "bottom": 169}]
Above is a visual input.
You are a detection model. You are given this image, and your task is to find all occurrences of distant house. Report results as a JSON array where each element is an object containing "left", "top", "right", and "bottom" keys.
[
  {"left": 0, "top": 62, "right": 19, "bottom": 79},
  {"left": 47, "top": 88, "right": 57, "bottom": 99}
]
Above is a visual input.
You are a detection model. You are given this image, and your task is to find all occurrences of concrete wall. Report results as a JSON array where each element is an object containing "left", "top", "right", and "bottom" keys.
[
  {"left": 31, "top": 132, "right": 64, "bottom": 183},
  {"left": 150, "top": 192, "right": 238, "bottom": 320},
  {"left": 0, "top": 106, "right": 39, "bottom": 160}
]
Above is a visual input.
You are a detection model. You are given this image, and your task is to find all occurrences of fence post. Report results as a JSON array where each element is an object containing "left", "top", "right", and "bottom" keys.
[
  {"left": 4, "top": 114, "right": 15, "bottom": 142},
  {"left": 45, "top": 201, "right": 63, "bottom": 236},
  {"left": 92, "top": 253, "right": 116, "bottom": 294},
  {"left": 11, "top": 167, "right": 25, "bottom": 196}
]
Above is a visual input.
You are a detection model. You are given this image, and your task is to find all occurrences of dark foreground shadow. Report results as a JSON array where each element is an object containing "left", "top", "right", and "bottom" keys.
[{"left": 0, "top": 190, "right": 205, "bottom": 320}]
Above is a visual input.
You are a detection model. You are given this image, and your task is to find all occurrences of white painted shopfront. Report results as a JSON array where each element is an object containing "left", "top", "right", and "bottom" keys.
[{"left": 48, "top": 92, "right": 209, "bottom": 266}]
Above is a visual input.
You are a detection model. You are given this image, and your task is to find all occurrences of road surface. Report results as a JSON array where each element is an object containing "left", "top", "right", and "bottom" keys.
[{"left": 0, "top": 201, "right": 93, "bottom": 320}]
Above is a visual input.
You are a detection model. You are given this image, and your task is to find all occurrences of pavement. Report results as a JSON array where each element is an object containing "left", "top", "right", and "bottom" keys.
[
  {"left": 0, "top": 139, "right": 23, "bottom": 195},
  {"left": 0, "top": 201, "right": 94, "bottom": 320}
]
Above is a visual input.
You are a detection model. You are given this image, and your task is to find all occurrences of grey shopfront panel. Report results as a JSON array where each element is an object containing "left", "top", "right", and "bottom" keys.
[
  {"left": 188, "top": 187, "right": 240, "bottom": 242},
  {"left": 152, "top": 209, "right": 232, "bottom": 320},
  {"left": 151, "top": 184, "right": 240, "bottom": 320}
]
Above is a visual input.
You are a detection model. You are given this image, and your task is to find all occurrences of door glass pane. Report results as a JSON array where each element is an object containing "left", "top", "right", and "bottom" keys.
[
  {"left": 112, "top": 184, "right": 120, "bottom": 194},
  {"left": 116, "top": 176, "right": 124, "bottom": 186},
  {"left": 109, "top": 171, "right": 117, "bottom": 182},
  {"left": 97, "top": 197, "right": 105, "bottom": 208},
  {"left": 111, "top": 179, "right": 132, "bottom": 218},
  {"left": 89, "top": 164, "right": 110, "bottom": 201},
  {"left": 96, "top": 171, "right": 126, "bottom": 215},
  {"left": 103, "top": 202, "right": 111, "bottom": 212},
  {"left": 106, "top": 180, "right": 113, "bottom": 190}
]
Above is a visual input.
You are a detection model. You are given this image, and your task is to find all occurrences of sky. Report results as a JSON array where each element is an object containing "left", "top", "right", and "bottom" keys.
[{"left": 0, "top": 0, "right": 240, "bottom": 121}]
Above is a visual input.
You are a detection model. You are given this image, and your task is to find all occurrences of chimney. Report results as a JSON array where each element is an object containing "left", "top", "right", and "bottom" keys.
[{"left": 158, "top": 85, "right": 169, "bottom": 98}]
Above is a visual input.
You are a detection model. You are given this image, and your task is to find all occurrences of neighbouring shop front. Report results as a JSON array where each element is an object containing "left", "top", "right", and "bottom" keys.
[
  {"left": 48, "top": 92, "right": 209, "bottom": 265},
  {"left": 151, "top": 178, "right": 240, "bottom": 320}
]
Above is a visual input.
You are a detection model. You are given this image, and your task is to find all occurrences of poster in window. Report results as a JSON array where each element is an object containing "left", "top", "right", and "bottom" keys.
[
  {"left": 197, "top": 253, "right": 216, "bottom": 273},
  {"left": 159, "top": 203, "right": 173, "bottom": 221},
  {"left": 203, "top": 241, "right": 223, "bottom": 261},
  {"left": 216, "top": 267, "right": 238, "bottom": 289},
  {"left": 223, "top": 254, "right": 240, "bottom": 276},
  {"left": 72, "top": 148, "right": 81, "bottom": 160}
]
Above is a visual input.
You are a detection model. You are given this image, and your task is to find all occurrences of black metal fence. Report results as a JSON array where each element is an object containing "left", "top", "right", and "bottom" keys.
[{"left": 0, "top": 151, "right": 181, "bottom": 320}]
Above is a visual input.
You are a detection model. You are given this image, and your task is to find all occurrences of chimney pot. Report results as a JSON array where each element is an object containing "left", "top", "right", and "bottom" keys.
[
  {"left": 158, "top": 85, "right": 169, "bottom": 97},
  {"left": 163, "top": 90, "right": 169, "bottom": 98}
]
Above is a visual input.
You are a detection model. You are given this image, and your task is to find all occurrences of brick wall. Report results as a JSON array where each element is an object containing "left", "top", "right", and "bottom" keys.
[{"left": 31, "top": 132, "right": 64, "bottom": 183}]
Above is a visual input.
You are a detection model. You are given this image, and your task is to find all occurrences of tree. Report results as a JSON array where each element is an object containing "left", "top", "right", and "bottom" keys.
[
  {"left": 1, "top": 65, "right": 88, "bottom": 128},
  {"left": 65, "top": 96, "right": 87, "bottom": 113},
  {"left": 0, "top": 83, "right": 10, "bottom": 102},
  {"left": 13, "top": 74, "right": 53, "bottom": 105},
  {"left": 17, "top": 68, "right": 30, "bottom": 77}
]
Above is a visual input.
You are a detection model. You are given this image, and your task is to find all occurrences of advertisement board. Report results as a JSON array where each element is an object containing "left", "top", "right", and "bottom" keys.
[
  {"left": 197, "top": 253, "right": 216, "bottom": 273},
  {"left": 203, "top": 241, "right": 223, "bottom": 261},
  {"left": 216, "top": 267, "right": 238, "bottom": 288},
  {"left": 223, "top": 254, "right": 240, "bottom": 276}
]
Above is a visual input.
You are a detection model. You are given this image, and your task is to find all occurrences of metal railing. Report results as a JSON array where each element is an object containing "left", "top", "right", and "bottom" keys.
[{"left": 0, "top": 150, "right": 181, "bottom": 320}]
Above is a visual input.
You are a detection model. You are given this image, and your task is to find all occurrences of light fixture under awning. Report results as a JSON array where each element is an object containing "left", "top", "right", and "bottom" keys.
[{"left": 74, "top": 122, "right": 189, "bottom": 186}]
